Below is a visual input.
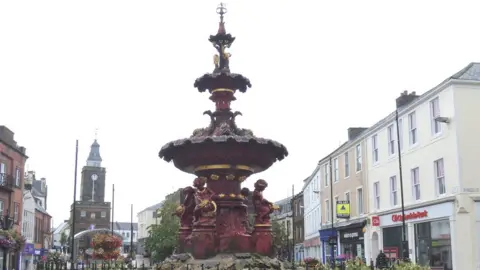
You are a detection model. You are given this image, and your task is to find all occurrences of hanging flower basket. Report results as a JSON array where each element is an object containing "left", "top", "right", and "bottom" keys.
[
  {"left": 91, "top": 233, "right": 122, "bottom": 260},
  {"left": 304, "top": 257, "right": 320, "bottom": 268},
  {"left": 0, "top": 230, "right": 25, "bottom": 252},
  {"left": 10, "top": 230, "right": 26, "bottom": 252}
]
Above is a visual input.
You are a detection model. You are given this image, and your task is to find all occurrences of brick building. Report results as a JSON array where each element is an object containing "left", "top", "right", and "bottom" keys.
[
  {"left": 292, "top": 190, "right": 305, "bottom": 262},
  {"left": 34, "top": 204, "right": 52, "bottom": 250},
  {"left": 0, "top": 126, "right": 28, "bottom": 270}
]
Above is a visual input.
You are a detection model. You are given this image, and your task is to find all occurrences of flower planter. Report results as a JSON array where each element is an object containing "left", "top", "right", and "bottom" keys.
[{"left": 91, "top": 233, "right": 122, "bottom": 260}]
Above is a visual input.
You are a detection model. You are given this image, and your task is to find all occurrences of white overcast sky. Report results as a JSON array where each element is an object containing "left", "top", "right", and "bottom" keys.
[{"left": 1, "top": 0, "right": 479, "bottom": 226}]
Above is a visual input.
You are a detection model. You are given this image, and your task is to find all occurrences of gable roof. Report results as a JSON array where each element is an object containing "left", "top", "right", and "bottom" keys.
[
  {"left": 139, "top": 201, "right": 164, "bottom": 213},
  {"left": 315, "top": 62, "right": 480, "bottom": 165},
  {"left": 450, "top": 62, "right": 480, "bottom": 81},
  {"left": 113, "top": 221, "right": 138, "bottom": 231}
]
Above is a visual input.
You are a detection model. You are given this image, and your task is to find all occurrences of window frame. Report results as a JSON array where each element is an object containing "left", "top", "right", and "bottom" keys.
[
  {"left": 390, "top": 176, "right": 398, "bottom": 206},
  {"left": 434, "top": 159, "right": 446, "bottom": 196},
  {"left": 355, "top": 144, "right": 362, "bottom": 172},
  {"left": 344, "top": 152, "right": 350, "bottom": 178},
  {"left": 373, "top": 182, "right": 380, "bottom": 210},
  {"left": 357, "top": 187, "right": 364, "bottom": 215},
  {"left": 15, "top": 167, "right": 21, "bottom": 187},
  {"left": 333, "top": 158, "right": 339, "bottom": 182},
  {"left": 408, "top": 111, "right": 417, "bottom": 145},
  {"left": 14, "top": 203, "right": 19, "bottom": 223},
  {"left": 430, "top": 97, "right": 442, "bottom": 135},
  {"left": 324, "top": 164, "right": 329, "bottom": 187},
  {"left": 412, "top": 167, "right": 421, "bottom": 201},
  {"left": 372, "top": 134, "right": 379, "bottom": 163},
  {"left": 387, "top": 124, "right": 396, "bottom": 155},
  {"left": 325, "top": 199, "right": 330, "bottom": 223},
  {"left": 80, "top": 210, "right": 86, "bottom": 217}
]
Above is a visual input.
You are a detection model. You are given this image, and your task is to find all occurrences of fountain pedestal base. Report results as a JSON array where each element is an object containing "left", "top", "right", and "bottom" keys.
[
  {"left": 251, "top": 224, "right": 274, "bottom": 257},
  {"left": 190, "top": 224, "right": 216, "bottom": 259},
  {"left": 177, "top": 227, "right": 192, "bottom": 254}
]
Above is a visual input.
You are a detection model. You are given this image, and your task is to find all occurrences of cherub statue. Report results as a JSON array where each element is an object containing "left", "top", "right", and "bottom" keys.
[
  {"left": 192, "top": 177, "right": 217, "bottom": 226},
  {"left": 252, "top": 179, "right": 279, "bottom": 225},
  {"left": 173, "top": 186, "right": 196, "bottom": 228},
  {"left": 212, "top": 44, "right": 231, "bottom": 73}
]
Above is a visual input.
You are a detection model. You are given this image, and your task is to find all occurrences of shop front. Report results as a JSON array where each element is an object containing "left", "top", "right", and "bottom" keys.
[
  {"left": 303, "top": 237, "right": 321, "bottom": 261},
  {"left": 338, "top": 227, "right": 365, "bottom": 260},
  {"left": 319, "top": 228, "right": 337, "bottom": 264},
  {"left": 377, "top": 201, "right": 454, "bottom": 270},
  {"left": 22, "top": 243, "right": 35, "bottom": 270}
]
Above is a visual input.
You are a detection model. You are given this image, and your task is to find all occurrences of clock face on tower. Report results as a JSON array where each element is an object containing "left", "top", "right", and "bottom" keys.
[{"left": 91, "top": 174, "right": 98, "bottom": 181}]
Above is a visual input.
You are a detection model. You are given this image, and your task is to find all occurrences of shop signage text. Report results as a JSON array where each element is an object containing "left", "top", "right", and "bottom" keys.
[
  {"left": 391, "top": 210, "right": 428, "bottom": 222},
  {"left": 343, "top": 232, "right": 359, "bottom": 238},
  {"left": 340, "top": 228, "right": 364, "bottom": 241},
  {"left": 372, "top": 216, "right": 380, "bottom": 226}
]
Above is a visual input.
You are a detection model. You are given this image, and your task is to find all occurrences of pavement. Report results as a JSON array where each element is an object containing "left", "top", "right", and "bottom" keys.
[{"left": 136, "top": 255, "right": 151, "bottom": 267}]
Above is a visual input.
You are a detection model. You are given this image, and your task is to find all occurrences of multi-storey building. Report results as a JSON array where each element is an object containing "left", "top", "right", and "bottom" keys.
[
  {"left": 34, "top": 203, "right": 52, "bottom": 252},
  {"left": 303, "top": 168, "right": 322, "bottom": 260},
  {"left": 30, "top": 174, "right": 48, "bottom": 211},
  {"left": 112, "top": 222, "right": 138, "bottom": 254},
  {"left": 364, "top": 62, "right": 480, "bottom": 269},
  {"left": 22, "top": 182, "right": 36, "bottom": 270},
  {"left": 0, "top": 126, "right": 28, "bottom": 270},
  {"left": 292, "top": 191, "right": 304, "bottom": 262},
  {"left": 318, "top": 128, "right": 369, "bottom": 264},
  {"left": 52, "top": 221, "right": 70, "bottom": 250},
  {"left": 272, "top": 196, "right": 293, "bottom": 260},
  {"left": 69, "top": 139, "right": 111, "bottom": 251},
  {"left": 136, "top": 201, "right": 163, "bottom": 255}
]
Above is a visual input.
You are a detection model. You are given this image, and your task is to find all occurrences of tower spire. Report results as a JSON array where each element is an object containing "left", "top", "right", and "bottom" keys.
[
  {"left": 87, "top": 137, "right": 102, "bottom": 167},
  {"left": 216, "top": 3, "right": 227, "bottom": 35}
]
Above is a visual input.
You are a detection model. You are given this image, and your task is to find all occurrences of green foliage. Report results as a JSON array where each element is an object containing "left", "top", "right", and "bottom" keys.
[
  {"left": 271, "top": 219, "right": 287, "bottom": 249},
  {"left": 145, "top": 200, "right": 180, "bottom": 262},
  {"left": 60, "top": 231, "right": 67, "bottom": 246}
]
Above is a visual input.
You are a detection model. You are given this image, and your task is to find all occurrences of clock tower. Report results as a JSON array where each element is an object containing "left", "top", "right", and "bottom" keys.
[
  {"left": 80, "top": 139, "right": 106, "bottom": 202},
  {"left": 70, "top": 138, "right": 111, "bottom": 252}
]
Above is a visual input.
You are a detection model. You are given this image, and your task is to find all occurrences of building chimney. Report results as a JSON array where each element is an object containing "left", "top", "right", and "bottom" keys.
[
  {"left": 396, "top": 90, "right": 419, "bottom": 109},
  {"left": 348, "top": 127, "right": 368, "bottom": 141},
  {"left": 0, "top": 126, "right": 16, "bottom": 147}
]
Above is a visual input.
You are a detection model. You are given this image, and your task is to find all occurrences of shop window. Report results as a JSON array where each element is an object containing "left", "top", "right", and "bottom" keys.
[
  {"left": 414, "top": 220, "right": 452, "bottom": 270},
  {"left": 382, "top": 226, "right": 407, "bottom": 259}
]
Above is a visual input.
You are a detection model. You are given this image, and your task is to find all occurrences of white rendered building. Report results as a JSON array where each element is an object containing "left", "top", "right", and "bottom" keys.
[
  {"left": 303, "top": 165, "right": 322, "bottom": 260},
  {"left": 364, "top": 63, "right": 480, "bottom": 270}
]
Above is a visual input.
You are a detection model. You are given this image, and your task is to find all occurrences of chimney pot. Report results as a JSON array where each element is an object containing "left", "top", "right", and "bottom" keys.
[{"left": 396, "top": 90, "right": 419, "bottom": 109}]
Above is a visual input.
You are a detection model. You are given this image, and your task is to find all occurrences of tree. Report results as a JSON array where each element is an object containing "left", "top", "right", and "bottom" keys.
[
  {"left": 272, "top": 219, "right": 288, "bottom": 258},
  {"left": 145, "top": 200, "right": 179, "bottom": 263},
  {"left": 60, "top": 232, "right": 67, "bottom": 247}
]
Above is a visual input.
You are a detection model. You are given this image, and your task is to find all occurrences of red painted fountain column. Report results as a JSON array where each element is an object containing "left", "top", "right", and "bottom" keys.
[{"left": 193, "top": 165, "right": 253, "bottom": 255}]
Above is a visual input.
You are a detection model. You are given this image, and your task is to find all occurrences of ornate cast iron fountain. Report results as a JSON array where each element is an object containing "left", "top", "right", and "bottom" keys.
[{"left": 159, "top": 3, "right": 288, "bottom": 259}]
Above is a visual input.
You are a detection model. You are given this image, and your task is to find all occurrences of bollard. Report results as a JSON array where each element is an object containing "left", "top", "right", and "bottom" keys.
[{"left": 201, "top": 264, "right": 204, "bottom": 270}]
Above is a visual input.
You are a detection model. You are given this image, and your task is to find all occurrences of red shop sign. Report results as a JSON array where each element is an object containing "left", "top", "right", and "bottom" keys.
[
  {"left": 391, "top": 210, "right": 428, "bottom": 222},
  {"left": 371, "top": 216, "right": 380, "bottom": 226}
]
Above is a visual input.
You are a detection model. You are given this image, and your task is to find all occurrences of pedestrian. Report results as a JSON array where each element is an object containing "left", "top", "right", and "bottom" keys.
[{"left": 375, "top": 250, "right": 388, "bottom": 269}]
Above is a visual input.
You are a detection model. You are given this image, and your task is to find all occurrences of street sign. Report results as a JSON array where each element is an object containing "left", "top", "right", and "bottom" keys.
[{"left": 336, "top": 200, "right": 350, "bottom": 219}]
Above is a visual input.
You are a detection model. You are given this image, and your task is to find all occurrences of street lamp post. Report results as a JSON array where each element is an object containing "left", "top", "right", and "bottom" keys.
[
  {"left": 130, "top": 204, "right": 134, "bottom": 260},
  {"left": 1, "top": 211, "right": 14, "bottom": 270},
  {"left": 395, "top": 110, "right": 409, "bottom": 260}
]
